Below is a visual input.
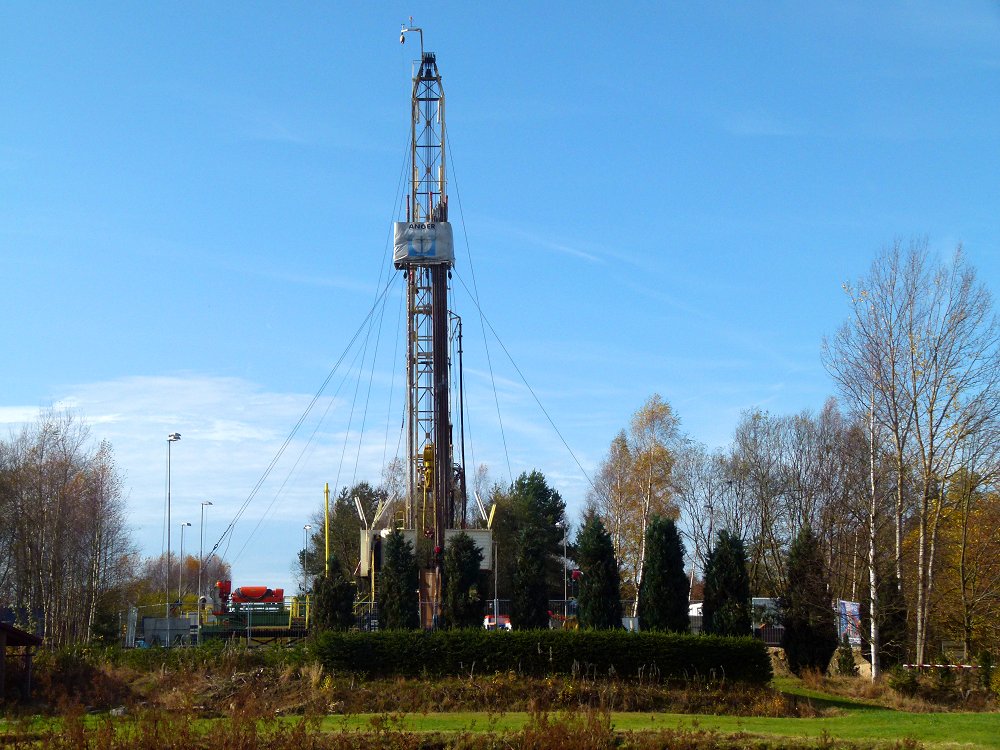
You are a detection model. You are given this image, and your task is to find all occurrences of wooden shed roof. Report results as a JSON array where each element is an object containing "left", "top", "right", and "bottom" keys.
[{"left": 0, "top": 622, "right": 43, "bottom": 648}]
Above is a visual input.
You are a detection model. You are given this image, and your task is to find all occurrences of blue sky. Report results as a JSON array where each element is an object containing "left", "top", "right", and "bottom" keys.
[{"left": 3, "top": 2, "right": 998, "bottom": 592}]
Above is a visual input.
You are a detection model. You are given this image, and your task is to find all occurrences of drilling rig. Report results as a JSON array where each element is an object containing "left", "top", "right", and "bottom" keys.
[
  {"left": 396, "top": 25, "right": 459, "bottom": 550},
  {"left": 359, "top": 23, "right": 491, "bottom": 627}
]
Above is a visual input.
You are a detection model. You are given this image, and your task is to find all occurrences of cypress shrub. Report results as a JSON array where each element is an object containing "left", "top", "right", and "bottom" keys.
[
  {"left": 877, "top": 572, "right": 908, "bottom": 668},
  {"left": 637, "top": 516, "right": 690, "bottom": 632},
  {"left": 313, "top": 629, "right": 772, "bottom": 683},
  {"left": 779, "top": 527, "right": 838, "bottom": 675},
  {"left": 312, "top": 552, "right": 356, "bottom": 631},
  {"left": 511, "top": 526, "right": 551, "bottom": 629},
  {"left": 380, "top": 529, "right": 419, "bottom": 629},
  {"left": 576, "top": 516, "right": 622, "bottom": 629},
  {"left": 835, "top": 635, "right": 859, "bottom": 677},
  {"left": 442, "top": 532, "right": 484, "bottom": 629},
  {"left": 702, "top": 529, "right": 751, "bottom": 637}
]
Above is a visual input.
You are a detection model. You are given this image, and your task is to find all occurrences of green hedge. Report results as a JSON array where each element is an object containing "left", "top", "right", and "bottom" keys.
[{"left": 313, "top": 630, "right": 772, "bottom": 683}]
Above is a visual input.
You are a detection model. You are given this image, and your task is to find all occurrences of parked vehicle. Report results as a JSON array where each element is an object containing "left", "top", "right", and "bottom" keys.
[{"left": 483, "top": 614, "right": 512, "bottom": 631}]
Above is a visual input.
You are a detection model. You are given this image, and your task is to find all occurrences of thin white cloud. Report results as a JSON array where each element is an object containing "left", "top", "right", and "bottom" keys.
[
  {"left": 0, "top": 406, "right": 43, "bottom": 424},
  {"left": 464, "top": 217, "right": 635, "bottom": 266},
  {"left": 2, "top": 371, "right": 582, "bottom": 592},
  {"left": 11, "top": 375, "right": 357, "bottom": 592}
]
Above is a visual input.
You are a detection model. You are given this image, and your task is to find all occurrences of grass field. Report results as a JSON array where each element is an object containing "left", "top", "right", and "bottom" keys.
[
  {"left": 2, "top": 705, "right": 997, "bottom": 749},
  {"left": 312, "top": 709, "right": 1000, "bottom": 749},
  {"left": 3, "top": 663, "right": 997, "bottom": 749}
]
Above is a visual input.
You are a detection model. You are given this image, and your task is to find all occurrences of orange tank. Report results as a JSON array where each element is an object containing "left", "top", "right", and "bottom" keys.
[{"left": 232, "top": 586, "right": 284, "bottom": 603}]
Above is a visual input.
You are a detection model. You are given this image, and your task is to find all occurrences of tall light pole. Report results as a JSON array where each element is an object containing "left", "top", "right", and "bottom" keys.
[
  {"left": 179, "top": 522, "right": 191, "bottom": 604},
  {"left": 199, "top": 503, "right": 212, "bottom": 597},
  {"left": 303, "top": 524, "right": 312, "bottom": 593},
  {"left": 198, "top": 500, "right": 212, "bottom": 645},
  {"left": 556, "top": 521, "right": 568, "bottom": 618},
  {"left": 166, "top": 432, "right": 181, "bottom": 647}
]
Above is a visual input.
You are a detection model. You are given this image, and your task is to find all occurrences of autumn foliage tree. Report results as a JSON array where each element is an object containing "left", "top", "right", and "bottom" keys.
[
  {"left": 587, "top": 395, "right": 680, "bottom": 608},
  {"left": 919, "top": 474, "right": 1000, "bottom": 659}
]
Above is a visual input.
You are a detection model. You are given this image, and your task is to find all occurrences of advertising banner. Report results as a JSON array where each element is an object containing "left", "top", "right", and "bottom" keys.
[
  {"left": 838, "top": 600, "right": 862, "bottom": 645},
  {"left": 393, "top": 221, "right": 455, "bottom": 265}
]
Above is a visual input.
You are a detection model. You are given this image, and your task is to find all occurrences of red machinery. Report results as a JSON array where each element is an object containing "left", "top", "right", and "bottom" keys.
[{"left": 214, "top": 580, "right": 285, "bottom": 612}]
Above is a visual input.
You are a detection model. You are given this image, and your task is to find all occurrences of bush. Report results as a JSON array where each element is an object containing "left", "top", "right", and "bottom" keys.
[
  {"left": 313, "top": 629, "right": 772, "bottom": 683},
  {"left": 835, "top": 637, "right": 859, "bottom": 677},
  {"left": 779, "top": 528, "right": 838, "bottom": 675},
  {"left": 312, "top": 553, "right": 357, "bottom": 631},
  {"left": 976, "top": 650, "right": 994, "bottom": 693},
  {"left": 887, "top": 665, "right": 919, "bottom": 697}
]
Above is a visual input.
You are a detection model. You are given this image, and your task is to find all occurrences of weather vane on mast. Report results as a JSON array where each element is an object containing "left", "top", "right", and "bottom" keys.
[{"left": 399, "top": 18, "right": 424, "bottom": 56}]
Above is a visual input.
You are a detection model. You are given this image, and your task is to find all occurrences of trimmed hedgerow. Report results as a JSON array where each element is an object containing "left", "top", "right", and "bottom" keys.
[{"left": 313, "top": 629, "right": 771, "bottom": 683}]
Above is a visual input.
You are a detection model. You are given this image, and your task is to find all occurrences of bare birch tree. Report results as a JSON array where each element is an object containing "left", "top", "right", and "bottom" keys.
[
  {"left": 0, "top": 411, "right": 137, "bottom": 646},
  {"left": 905, "top": 248, "right": 1000, "bottom": 665},
  {"left": 826, "top": 242, "right": 1000, "bottom": 667}
]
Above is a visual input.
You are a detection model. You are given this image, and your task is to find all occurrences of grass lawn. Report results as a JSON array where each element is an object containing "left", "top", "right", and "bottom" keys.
[
  {"left": 315, "top": 709, "right": 1000, "bottom": 749},
  {"left": 3, "top": 709, "right": 997, "bottom": 748},
  {"left": 3, "top": 676, "right": 997, "bottom": 749}
]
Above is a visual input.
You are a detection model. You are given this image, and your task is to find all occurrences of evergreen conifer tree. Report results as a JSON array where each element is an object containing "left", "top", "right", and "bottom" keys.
[
  {"left": 442, "top": 532, "right": 484, "bottom": 629},
  {"left": 312, "top": 552, "right": 356, "bottom": 631},
  {"left": 489, "top": 471, "right": 567, "bottom": 602},
  {"left": 379, "top": 529, "right": 419, "bottom": 629},
  {"left": 780, "top": 527, "right": 838, "bottom": 674},
  {"left": 637, "top": 516, "right": 690, "bottom": 632},
  {"left": 576, "top": 515, "right": 622, "bottom": 629},
  {"left": 511, "top": 526, "right": 551, "bottom": 629},
  {"left": 702, "top": 529, "right": 751, "bottom": 636},
  {"left": 858, "top": 570, "right": 908, "bottom": 669}
]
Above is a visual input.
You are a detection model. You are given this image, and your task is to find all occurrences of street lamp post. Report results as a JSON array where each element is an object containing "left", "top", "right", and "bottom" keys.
[
  {"left": 493, "top": 542, "right": 499, "bottom": 628},
  {"left": 166, "top": 432, "right": 181, "bottom": 647},
  {"left": 198, "top": 500, "right": 213, "bottom": 643},
  {"left": 179, "top": 522, "right": 192, "bottom": 604},
  {"left": 303, "top": 524, "right": 312, "bottom": 593},
  {"left": 556, "top": 522, "right": 568, "bottom": 618}
]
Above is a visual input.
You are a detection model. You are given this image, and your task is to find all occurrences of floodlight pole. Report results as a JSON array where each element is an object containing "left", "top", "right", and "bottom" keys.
[
  {"left": 179, "top": 522, "right": 191, "bottom": 603},
  {"left": 198, "top": 500, "right": 212, "bottom": 643},
  {"left": 556, "top": 522, "right": 568, "bottom": 618},
  {"left": 303, "top": 524, "right": 313, "bottom": 593},
  {"left": 166, "top": 432, "right": 181, "bottom": 646}
]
